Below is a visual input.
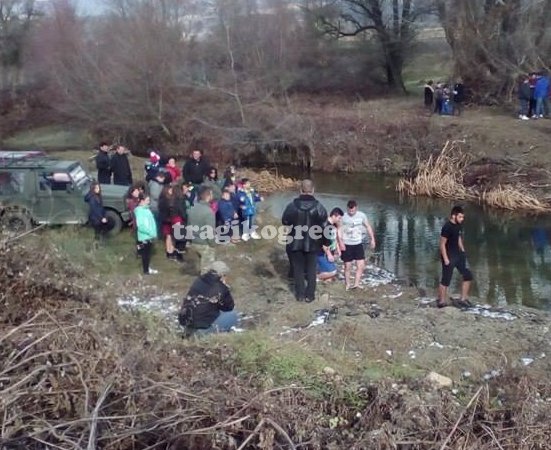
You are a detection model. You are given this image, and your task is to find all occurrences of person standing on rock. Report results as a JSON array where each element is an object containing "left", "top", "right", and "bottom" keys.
[
  {"left": 437, "top": 205, "right": 473, "bottom": 308},
  {"left": 341, "top": 200, "right": 376, "bottom": 291},
  {"left": 282, "top": 179, "right": 328, "bottom": 302}
]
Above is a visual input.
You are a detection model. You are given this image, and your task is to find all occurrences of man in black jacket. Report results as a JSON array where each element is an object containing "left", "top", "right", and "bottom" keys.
[
  {"left": 282, "top": 179, "right": 328, "bottom": 302},
  {"left": 110, "top": 145, "right": 133, "bottom": 186},
  {"left": 183, "top": 150, "right": 210, "bottom": 187},
  {"left": 95, "top": 142, "right": 111, "bottom": 184},
  {"left": 178, "top": 261, "right": 238, "bottom": 335}
]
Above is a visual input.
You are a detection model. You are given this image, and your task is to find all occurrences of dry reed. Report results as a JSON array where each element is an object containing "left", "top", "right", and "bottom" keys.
[
  {"left": 237, "top": 169, "right": 298, "bottom": 194},
  {"left": 397, "top": 140, "right": 476, "bottom": 200},
  {"left": 481, "top": 184, "right": 549, "bottom": 212},
  {"left": 397, "top": 141, "right": 551, "bottom": 212}
]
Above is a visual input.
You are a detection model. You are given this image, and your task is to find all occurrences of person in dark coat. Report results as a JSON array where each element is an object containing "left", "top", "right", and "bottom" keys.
[
  {"left": 453, "top": 79, "right": 465, "bottom": 116},
  {"left": 178, "top": 261, "right": 238, "bottom": 335},
  {"left": 110, "top": 145, "right": 133, "bottom": 186},
  {"left": 182, "top": 150, "right": 210, "bottom": 187},
  {"left": 282, "top": 179, "right": 328, "bottom": 302},
  {"left": 84, "top": 181, "right": 114, "bottom": 241},
  {"left": 95, "top": 142, "right": 111, "bottom": 184},
  {"left": 518, "top": 76, "right": 532, "bottom": 120},
  {"left": 424, "top": 80, "right": 434, "bottom": 114}
]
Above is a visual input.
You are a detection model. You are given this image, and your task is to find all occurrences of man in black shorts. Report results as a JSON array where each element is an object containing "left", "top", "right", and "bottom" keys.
[{"left": 437, "top": 205, "right": 473, "bottom": 307}]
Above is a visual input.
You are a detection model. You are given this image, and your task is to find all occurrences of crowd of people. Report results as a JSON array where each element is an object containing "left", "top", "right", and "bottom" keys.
[
  {"left": 517, "top": 72, "right": 550, "bottom": 120},
  {"left": 88, "top": 144, "right": 473, "bottom": 335},
  {"left": 423, "top": 79, "right": 465, "bottom": 116}
]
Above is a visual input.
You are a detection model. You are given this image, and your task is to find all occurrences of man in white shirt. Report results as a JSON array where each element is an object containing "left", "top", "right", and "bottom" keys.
[{"left": 341, "top": 200, "right": 376, "bottom": 290}]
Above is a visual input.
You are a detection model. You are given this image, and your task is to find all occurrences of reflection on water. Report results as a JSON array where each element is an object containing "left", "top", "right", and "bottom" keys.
[{"left": 264, "top": 172, "right": 551, "bottom": 311}]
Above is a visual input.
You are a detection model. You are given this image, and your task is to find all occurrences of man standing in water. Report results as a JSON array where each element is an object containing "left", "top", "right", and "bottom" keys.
[
  {"left": 341, "top": 200, "right": 376, "bottom": 290},
  {"left": 437, "top": 205, "right": 473, "bottom": 308}
]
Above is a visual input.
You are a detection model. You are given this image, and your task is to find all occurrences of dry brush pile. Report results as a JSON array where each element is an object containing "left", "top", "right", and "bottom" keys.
[
  {"left": 237, "top": 169, "right": 298, "bottom": 194},
  {"left": 1, "top": 238, "right": 551, "bottom": 449},
  {"left": 397, "top": 141, "right": 551, "bottom": 213}
]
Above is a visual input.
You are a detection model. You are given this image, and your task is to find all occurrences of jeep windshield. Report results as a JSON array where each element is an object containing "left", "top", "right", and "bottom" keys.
[{"left": 69, "top": 164, "right": 91, "bottom": 189}]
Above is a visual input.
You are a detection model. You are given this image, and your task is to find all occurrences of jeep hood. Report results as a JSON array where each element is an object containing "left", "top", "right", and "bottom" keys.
[{"left": 100, "top": 184, "right": 128, "bottom": 199}]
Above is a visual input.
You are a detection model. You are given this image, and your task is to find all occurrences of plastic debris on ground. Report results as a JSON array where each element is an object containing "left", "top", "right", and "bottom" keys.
[
  {"left": 336, "top": 262, "right": 395, "bottom": 287},
  {"left": 118, "top": 292, "right": 180, "bottom": 316},
  {"left": 465, "top": 304, "right": 517, "bottom": 321},
  {"left": 383, "top": 292, "right": 403, "bottom": 299},
  {"left": 483, "top": 369, "right": 501, "bottom": 381},
  {"left": 280, "top": 307, "right": 338, "bottom": 335},
  {"left": 521, "top": 357, "right": 534, "bottom": 366},
  {"left": 118, "top": 292, "right": 252, "bottom": 332},
  {"left": 416, "top": 297, "right": 518, "bottom": 321}
]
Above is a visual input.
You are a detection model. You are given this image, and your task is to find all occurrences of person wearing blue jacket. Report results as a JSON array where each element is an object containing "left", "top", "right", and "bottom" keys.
[
  {"left": 534, "top": 72, "right": 550, "bottom": 118},
  {"left": 238, "top": 178, "right": 263, "bottom": 241},
  {"left": 84, "top": 181, "right": 114, "bottom": 242},
  {"left": 217, "top": 188, "right": 239, "bottom": 243},
  {"left": 134, "top": 194, "right": 159, "bottom": 275}
]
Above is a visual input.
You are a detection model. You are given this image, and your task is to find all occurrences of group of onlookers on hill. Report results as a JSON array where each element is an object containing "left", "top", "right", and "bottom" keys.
[
  {"left": 517, "top": 72, "right": 550, "bottom": 120},
  {"left": 423, "top": 79, "right": 465, "bottom": 116}
]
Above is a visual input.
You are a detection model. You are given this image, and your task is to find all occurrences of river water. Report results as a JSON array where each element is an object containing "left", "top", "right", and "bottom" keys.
[{"left": 264, "top": 172, "right": 551, "bottom": 311}]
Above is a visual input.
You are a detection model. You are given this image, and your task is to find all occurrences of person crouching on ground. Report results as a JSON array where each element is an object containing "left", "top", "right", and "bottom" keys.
[
  {"left": 318, "top": 207, "right": 344, "bottom": 282},
  {"left": 238, "top": 178, "right": 263, "bottom": 241},
  {"left": 178, "top": 260, "right": 238, "bottom": 335},
  {"left": 134, "top": 194, "right": 158, "bottom": 275},
  {"left": 84, "top": 181, "right": 114, "bottom": 242}
]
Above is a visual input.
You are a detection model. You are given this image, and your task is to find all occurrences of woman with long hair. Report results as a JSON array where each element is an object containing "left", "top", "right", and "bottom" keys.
[
  {"left": 158, "top": 184, "right": 185, "bottom": 261},
  {"left": 84, "top": 181, "right": 113, "bottom": 241},
  {"left": 134, "top": 194, "right": 158, "bottom": 275},
  {"left": 125, "top": 183, "right": 142, "bottom": 230}
]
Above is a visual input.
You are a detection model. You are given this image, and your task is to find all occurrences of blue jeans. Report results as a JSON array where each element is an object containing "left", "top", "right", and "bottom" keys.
[
  {"left": 535, "top": 97, "right": 545, "bottom": 116},
  {"left": 519, "top": 99, "right": 529, "bottom": 117},
  {"left": 194, "top": 310, "right": 238, "bottom": 336},
  {"left": 243, "top": 215, "right": 255, "bottom": 234}
]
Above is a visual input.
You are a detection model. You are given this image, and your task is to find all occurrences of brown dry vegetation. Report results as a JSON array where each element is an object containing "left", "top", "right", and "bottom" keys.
[
  {"left": 2, "top": 228, "right": 551, "bottom": 449},
  {"left": 397, "top": 140, "right": 551, "bottom": 213}
]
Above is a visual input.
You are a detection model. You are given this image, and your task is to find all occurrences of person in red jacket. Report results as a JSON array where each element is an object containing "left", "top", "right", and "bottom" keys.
[{"left": 165, "top": 157, "right": 182, "bottom": 183}]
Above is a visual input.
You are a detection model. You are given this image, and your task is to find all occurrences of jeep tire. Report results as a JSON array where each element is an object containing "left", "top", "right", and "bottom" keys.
[
  {"left": 0, "top": 208, "right": 33, "bottom": 234},
  {"left": 105, "top": 209, "right": 123, "bottom": 236}
]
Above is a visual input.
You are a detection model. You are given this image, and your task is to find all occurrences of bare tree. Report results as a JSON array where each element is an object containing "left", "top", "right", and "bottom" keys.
[
  {"left": 306, "top": 0, "right": 433, "bottom": 92},
  {"left": 0, "top": 0, "right": 38, "bottom": 95},
  {"left": 436, "top": 0, "right": 551, "bottom": 102},
  {"left": 28, "top": 0, "right": 199, "bottom": 142}
]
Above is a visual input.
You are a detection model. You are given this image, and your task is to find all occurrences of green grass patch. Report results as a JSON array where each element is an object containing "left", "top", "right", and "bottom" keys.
[
  {"left": 362, "top": 361, "right": 423, "bottom": 382},
  {"left": 222, "top": 332, "right": 327, "bottom": 385},
  {"left": 2, "top": 125, "right": 93, "bottom": 151}
]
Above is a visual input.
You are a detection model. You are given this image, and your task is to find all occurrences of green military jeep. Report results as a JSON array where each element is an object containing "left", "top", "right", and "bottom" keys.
[{"left": 0, "top": 151, "right": 130, "bottom": 235}]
